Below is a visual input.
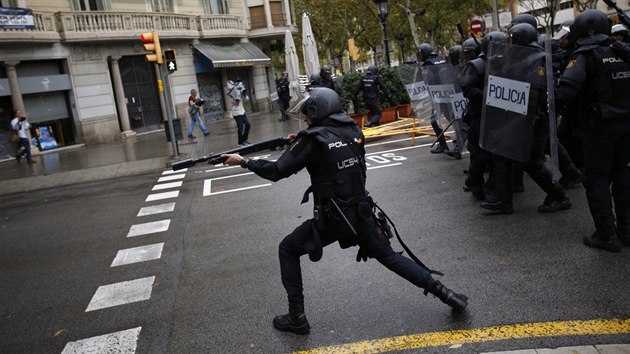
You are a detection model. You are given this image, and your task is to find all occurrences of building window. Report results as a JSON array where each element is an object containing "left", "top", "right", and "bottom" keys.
[
  {"left": 72, "top": 0, "right": 111, "bottom": 10},
  {"left": 204, "top": 0, "right": 229, "bottom": 14},
  {"left": 151, "top": 0, "right": 173, "bottom": 13}
]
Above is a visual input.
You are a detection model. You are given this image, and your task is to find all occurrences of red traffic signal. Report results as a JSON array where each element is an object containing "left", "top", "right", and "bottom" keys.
[{"left": 140, "top": 31, "right": 163, "bottom": 64}]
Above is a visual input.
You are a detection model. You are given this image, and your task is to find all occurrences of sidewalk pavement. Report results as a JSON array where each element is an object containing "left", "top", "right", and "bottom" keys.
[{"left": 0, "top": 111, "right": 306, "bottom": 196}]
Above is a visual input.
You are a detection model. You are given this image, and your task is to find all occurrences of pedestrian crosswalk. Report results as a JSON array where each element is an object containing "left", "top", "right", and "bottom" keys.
[{"left": 62, "top": 168, "right": 188, "bottom": 353}]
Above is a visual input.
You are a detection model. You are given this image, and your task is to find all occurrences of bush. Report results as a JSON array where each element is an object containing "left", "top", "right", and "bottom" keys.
[
  {"left": 339, "top": 72, "right": 365, "bottom": 114},
  {"left": 378, "top": 66, "right": 410, "bottom": 108}
]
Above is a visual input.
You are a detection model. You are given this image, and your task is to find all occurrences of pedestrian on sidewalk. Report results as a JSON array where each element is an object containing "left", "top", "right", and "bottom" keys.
[
  {"left": 187, "top": 89, "right": 210, "bottom": 139},
  {"left": 276, "top": 71, "right": 291, "bottom": 121},
  {"left": 227, "top": 79, "right": 251, "bottom": 147},
  {"left": 11, "top": 110, "right": 36, "bottom": 164}
]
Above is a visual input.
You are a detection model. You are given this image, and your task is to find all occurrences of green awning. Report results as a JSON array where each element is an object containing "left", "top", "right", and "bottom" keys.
[{"left": 193, "top": 41, "right": 271, "bottom": 68}]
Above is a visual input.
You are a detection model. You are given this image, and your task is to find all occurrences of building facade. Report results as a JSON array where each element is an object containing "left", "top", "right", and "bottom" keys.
[{"left": 0, "top": 0, "right": 296, "bottom": 158}]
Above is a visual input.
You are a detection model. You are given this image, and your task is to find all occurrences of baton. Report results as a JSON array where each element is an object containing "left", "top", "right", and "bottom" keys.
[
  {"left": 430, "top": 119, "right": 455, "bottom": 148},
  {"left": 329, "top": 199, "right": 358, "bottom": 237}
]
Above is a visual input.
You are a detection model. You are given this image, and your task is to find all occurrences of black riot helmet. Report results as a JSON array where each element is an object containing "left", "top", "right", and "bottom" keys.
[
  {"left": 570, "top": 9, "right": 612, "bottom": 46},
  {"left": 508, "top": 23, "right": 539, "bottom": 46},
  {"left": 460, "top": 38, "right": 480, "bottom": 61},
  {"left": 509, "top": 13, "right": 538, "bottom": 29},
  {"left": 611, "top": 24, "right": 629, "bottom": 42},
  {"left": 301, "top": 87, "right": 343, "bottom": 122},
  {"left": 482, "top": 31, "right": 507, "bottom": 54},
  {"left": 320, "top": 65, "right": 332, "bottom": 80},
  {"left": 367, "top": 65, "right": 378, "bottom": 75},
  {"left": 418, "top": 43, "right": 433, "bottom": 61},
  {"left": 308, "top": 73, "right": 322, "bottom": 90},
  {"left": 448, "top": 45, "right": 462, "bottom": 65}
]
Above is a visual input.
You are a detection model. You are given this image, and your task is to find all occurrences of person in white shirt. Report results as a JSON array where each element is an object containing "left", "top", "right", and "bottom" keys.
[
  {"left": 227, "top": 79, "right": 251, "bottom": 147},
  {"left": 10, "top": 110, "right": 35, "bottom": 164}
]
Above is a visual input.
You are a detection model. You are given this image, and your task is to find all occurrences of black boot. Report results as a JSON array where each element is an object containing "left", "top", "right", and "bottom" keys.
[
  {"left": 273, "top": 295, "right": 310, "bottom": 334},
  {"left": 615, "top": 204, "right": 630, "bottom": 247},
  {"left": 431, "top": 142, "right": 449, "bottom": 154},
  {"left": 428, "top": 281, "right": 468, "bottom": 311},
  {"left": 583, "top": 218, "right": 622, "bottom": 252}
]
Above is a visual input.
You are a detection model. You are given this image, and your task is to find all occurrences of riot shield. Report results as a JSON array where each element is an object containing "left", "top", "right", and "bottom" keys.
[
  {"left": 480, "top": 42, "right": 547, "bottom": 162},
  {"left": 544, "top": 38, "right": 561, "bottom": 183},
  {"left": 421, "top": 64, "right": 468, "bottom": 153},
  {"left": 397, "top": 63, "right": 432, "bottom": 123}
]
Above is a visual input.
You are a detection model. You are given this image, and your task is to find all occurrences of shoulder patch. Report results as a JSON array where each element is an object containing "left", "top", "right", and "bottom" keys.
[
  {"left": 537, "top": 66, "right": 545, "bottom": 76},
  {"left": 566, "top": 59, "right": 577, "bottom": 69}
]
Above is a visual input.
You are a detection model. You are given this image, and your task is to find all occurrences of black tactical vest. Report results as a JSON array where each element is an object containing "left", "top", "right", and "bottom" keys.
[
  {"left": 302, "top": 124, "right": 367, "bottom": 204},
  {"left": 582, "top": 46, "right": 630, "bottom": 120},
  {"left": 360, "top": 74, "right": 379, "bottom": 99}
]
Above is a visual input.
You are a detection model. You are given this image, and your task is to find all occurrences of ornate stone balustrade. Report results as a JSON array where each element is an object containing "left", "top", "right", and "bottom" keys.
[{"left": 0, "top": 11, "right": 248, "bottom": 43}]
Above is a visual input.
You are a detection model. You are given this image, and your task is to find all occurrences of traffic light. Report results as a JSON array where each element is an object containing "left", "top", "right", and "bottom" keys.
[
  {"left": 164, "top": 49, "right": 177, "bottom": 73},
  {"left": 140, "top": 31, "right": 163, "bottom": 64}
]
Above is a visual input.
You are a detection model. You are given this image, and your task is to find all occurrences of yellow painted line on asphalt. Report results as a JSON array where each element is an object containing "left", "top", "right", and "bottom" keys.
[{"left": 293, "top": 318, "right": 630, "bottom": 354}]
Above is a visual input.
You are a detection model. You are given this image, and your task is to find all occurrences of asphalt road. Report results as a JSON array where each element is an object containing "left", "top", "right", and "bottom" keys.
[{"left": 1, "top": 134, "right": 629, "bottom": 354}]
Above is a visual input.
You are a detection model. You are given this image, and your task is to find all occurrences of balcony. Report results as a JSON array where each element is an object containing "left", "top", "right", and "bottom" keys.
[
  {"left": 0, "top": 12, "right": 60, "bottom": 43},
  {"left": 0, "top": 11, "right": 247, "bottom": 44}
]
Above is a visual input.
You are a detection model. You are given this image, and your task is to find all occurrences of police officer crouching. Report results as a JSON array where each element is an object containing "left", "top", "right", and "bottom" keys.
[
  {"left": 557, "top": 10, "right": 630, "bottom": 252},
  {"left": 222, "top": 87, "right": 468, "bottom": 334}
]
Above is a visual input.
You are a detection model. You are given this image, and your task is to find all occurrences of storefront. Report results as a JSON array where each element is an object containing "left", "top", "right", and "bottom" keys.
[{"left": 0, "top": 60, "right": 76, "bottom": 159}]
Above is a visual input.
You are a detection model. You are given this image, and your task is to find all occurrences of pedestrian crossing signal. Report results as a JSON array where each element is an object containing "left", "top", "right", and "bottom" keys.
[
  {"left": 164, "top": 49, "right": 177, "bottom": 73},
  {"left": 140, "top": 31, "right": 163, "bottom": 64}
]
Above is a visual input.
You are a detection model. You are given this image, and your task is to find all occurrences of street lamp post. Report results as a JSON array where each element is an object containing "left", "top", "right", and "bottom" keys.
[{"left": 374, "top": 0, "right": 390, "bottom": 66}]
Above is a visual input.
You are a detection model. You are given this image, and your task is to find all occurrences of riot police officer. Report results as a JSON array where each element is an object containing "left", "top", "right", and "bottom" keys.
[
  {"left": 461, "top": 31, "right": 505, "bottom": 200},
  {"left": 557, "top": 10, "right": 630, "bottom": 252},
  {"left": 222, "top": 87, "right": 468, "bottom": 334},
  {"left": 359, "top": 65, "right": 388, "bottom": 127},
  {"left": 612, "top": 24, "right": 629, "bottom": 43},
  {"left": 508, "top": 13, "right": 538, "bottom": 30},
  {"left": 480, "top": 23, "right": 571, "bottom": 214},
  {"left": 276, "top": 71, "right": 291, "bottom": 121},
  {"left": 419, "top": 43, "right": 451, "bottom": 154},
  {"left": 448, "top": 45, "right": 462, "bottom": 65},
  {"left": 319, "top": 64, "right": 336, "bottom": 91}
]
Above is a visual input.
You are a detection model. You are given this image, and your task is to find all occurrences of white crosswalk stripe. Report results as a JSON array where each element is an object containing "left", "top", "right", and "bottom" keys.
[
  {"left": 157, "top": 174, "right": 185, "bottom": 182},
  {"left": 146, "top": 190, "right": 179, "bottom": 202},
  {"left": 85, "top": 276, "right": 155, "bottom": 312},
  {"left": 137, "top": 202, "right": 176, "bottom": 217},
  {"left": 152, "top": 181, "right": 183, "bottom": 191},
  {"left": 162, "top": 168, "right": 186, "bottom": 175},
  {"left": 111, "top": 243, "right": 164, "bottom": 267},
  {"left": 127, "top": 219, "right": 170, "bottom": 237},
  {"left": 61, "top": 327, "right": 141, "bottom": 354}
]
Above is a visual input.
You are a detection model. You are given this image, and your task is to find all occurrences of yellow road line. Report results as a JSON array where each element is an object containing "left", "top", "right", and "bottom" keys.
[{"left": 293, "top": 318, "right": 630, "bottom": 354}]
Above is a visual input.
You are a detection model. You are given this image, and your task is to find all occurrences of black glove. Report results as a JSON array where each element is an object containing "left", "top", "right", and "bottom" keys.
[
  {"left": 611, "top": 41, "right": 630, "bottom": 63},
  {"left": 356, "top": 248, "right": 369, "bottom": 262}
]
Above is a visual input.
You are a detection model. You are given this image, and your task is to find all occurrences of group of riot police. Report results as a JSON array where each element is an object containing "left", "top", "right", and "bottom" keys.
[{"left": 421, "top": 10, "right": 630, "bottom": 253}]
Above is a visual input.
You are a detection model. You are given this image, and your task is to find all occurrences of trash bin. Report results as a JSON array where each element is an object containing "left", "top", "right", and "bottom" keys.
[{"left": 164, "top": 118, "right": 183, "bottom": 142}]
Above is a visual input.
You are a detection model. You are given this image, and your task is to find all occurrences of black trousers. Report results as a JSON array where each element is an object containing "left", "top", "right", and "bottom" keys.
[
  {"left": 466, "top": 118, "right": 493, "bottom": 192},
  {"left": 278, "top": 205, "right": 437, "bottom": 297},
  {"left": 279, "top": 96, "right": 290, "bottom": 118},
  {"left": 493, "top": 118, "right": 566, "bottom": 206},
  {"left": 582, "top": 119, "right": 630, "bottom": 232},
  {"left": 365, "top": 98, "right": 381, "bottom": 124}
]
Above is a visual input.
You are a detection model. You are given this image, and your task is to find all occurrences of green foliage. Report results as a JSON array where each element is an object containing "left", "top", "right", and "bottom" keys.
[
  {"left": 377, "top": 66, "right": 410, "bottom": 108},
  {"left": 338, "top": 72, "right": 365, "bottom": 114}
]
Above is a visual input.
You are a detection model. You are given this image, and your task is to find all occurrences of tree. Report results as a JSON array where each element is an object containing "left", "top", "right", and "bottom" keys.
[
  {"left": 519, "top": 0, "right": 560, "bottom": 35},
  {"left": 572, "top": 0, "right": 598, "bottom": 12}
]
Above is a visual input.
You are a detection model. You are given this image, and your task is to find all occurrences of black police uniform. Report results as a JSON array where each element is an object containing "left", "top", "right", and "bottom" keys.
[
  {"left": 276, "top": 76, "right": 291, "bottom": 121},
  {"left": 481, "top": 39, "right": 570, "bottom": 214},
  {"left": 461, "top": 57, "right": 494, "bottom": 199},
  {"left": 241, "top": 88, "right": 467, "bottom": 334},
  {"left": 422, "top": 54, "right": 450, "bottom": 152},
  {"left": 558, "top": 41, "right": 630, "bottom": 251},
  {"left": 359, "top": 71, "right": 387, "bottom": 126}
]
